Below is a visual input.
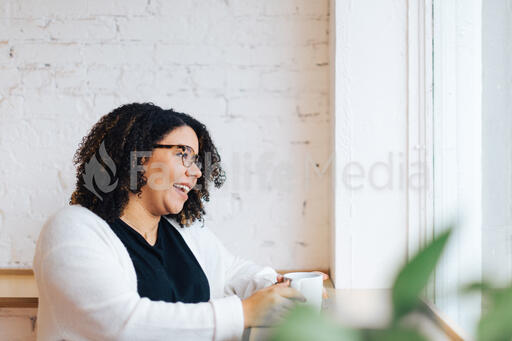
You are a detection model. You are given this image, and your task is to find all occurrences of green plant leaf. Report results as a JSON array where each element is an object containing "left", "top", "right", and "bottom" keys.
[
  {"left": 270, "top": 305, "right": 360, "bottom": 341},
  {"left": 477, "top": 287, "right": 512, "bottom": 341},
  {"left": 464, "top": 282, "right": 512, "bottom": 307},
  {"left": 392, "top": 229, "right": 452, "bottom": 321},
  {"left": 362, "top": 327, "right": 429, "bottom": 341},
  {"left": 461, "top": 281, "right": 493, "bottom": 294},
  {"left": 461, "top": 281, "right": 512, "bottom": 340}
]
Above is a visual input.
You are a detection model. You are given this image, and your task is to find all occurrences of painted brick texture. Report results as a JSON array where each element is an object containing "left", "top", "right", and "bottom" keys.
[{"left": 0, "top": 0, "right": 331, "bottom": 271}]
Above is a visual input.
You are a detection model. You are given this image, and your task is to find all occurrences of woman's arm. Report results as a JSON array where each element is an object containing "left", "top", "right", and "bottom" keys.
[
  {"left": 201, "top": 228, "right": 279, "bottom": 300},
  {"left": 34, "top": 208, "right": 243, "bottom": 341}
]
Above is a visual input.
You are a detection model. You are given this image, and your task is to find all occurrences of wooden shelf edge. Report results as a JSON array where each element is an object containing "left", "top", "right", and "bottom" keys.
[
  {"left": 421, "top": 298, "right": 467, "bottom": 341},
  {"left": 0, "top": 269, "right": 34, "bottom": 276},
  {"left": 0, "top": 297, "right": 38, "bottom": 308}
]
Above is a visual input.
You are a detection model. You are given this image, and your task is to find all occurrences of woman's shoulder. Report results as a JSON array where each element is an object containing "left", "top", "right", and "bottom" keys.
[
  {"left": 51, "top": 204, "right": 101, "bottom": 219},
  {"left": 45, "top": 205, "right": 106, "bottom": 232},
  {"left": 36, "top": 205, "right": 112, "bottom": 254}
]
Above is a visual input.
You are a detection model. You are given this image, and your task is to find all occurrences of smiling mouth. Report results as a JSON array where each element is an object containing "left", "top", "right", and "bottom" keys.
[{"left": 173, "top": 184, "right": 191, "bottom": 193}]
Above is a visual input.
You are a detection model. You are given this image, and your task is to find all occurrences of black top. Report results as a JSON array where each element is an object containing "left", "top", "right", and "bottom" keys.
[{"left": 108, "top": 217, "right": 210, "bottom": 303}]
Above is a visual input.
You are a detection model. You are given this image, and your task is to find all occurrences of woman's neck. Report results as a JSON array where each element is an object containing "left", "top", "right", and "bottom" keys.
[{"left": 120, "top": 194, "right": 160, "bottom": 240}]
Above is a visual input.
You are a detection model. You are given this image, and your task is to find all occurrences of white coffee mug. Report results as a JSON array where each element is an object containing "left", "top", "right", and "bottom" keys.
[{"left": 283, "top": 272, "right": 323, "bottom": 311}]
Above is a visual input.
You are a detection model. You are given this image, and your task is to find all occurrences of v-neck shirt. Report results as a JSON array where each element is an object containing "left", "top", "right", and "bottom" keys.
[{"left": 108, "top": 217, "right": 210, "bottom": 303}]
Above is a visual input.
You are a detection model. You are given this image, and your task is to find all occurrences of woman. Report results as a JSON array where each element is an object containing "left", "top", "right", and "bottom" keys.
[{"left": 33, "top": 103, "right": 320, "bottom": 340}]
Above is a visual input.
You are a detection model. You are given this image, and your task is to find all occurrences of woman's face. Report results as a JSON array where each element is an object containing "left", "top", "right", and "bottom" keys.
[{"left": 138, "top": 125, "right": 202, "bottom": 216}]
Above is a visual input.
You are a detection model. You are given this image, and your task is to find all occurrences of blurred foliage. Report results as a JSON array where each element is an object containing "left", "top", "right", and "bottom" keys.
[
  {"left": 270, "top": 229, "right": 452, "bottom": 341},
  {"left": 464, "top": 282, "right": 512, "bottom": 341},
  {"left": 269, "top": 305, "right": 360, "bottom": 341},
  {"left": 391, "top": 229, "right": 451, "bottom": 321},
  {"left": 271, "top": 226, "right": 512, "bottom": 340},
  {"left": 361, "top": 327, "right": 429, "bottom": 341}
]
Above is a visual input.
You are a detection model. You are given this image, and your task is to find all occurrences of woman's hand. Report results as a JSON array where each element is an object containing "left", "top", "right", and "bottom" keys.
[
  {"left": 241, "top": 280, "right": 305, "bottom": 328},
  {"left": 276, "top": 272, "right": 330, "bottom": 298}
]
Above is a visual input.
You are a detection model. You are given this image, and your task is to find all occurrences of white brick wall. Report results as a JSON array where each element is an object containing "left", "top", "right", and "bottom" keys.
[{"left": 0, "top": 0, "right": 330, "bottom": 271}]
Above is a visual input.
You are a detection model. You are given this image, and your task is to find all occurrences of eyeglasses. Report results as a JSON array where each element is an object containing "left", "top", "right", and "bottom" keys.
[{"left": 153, "top": 144, "right": 201, "bottom": 168}]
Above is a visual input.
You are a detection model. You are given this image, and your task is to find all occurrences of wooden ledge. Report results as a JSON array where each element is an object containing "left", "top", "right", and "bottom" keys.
[
  {"left": 0, "top": 269, "right": 34, "bottom": 276},
  {"left": 0, "top": 268, "right": 330, "bottom": 308},
  {"left": 0, "top": 270, "right": 39, "bottom": 308},
  {"left": 0, "top": 297, "right": 38, "bottom": 308}
]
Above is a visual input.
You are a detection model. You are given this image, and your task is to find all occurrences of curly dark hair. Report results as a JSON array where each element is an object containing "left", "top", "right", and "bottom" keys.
[{"left": 70, "top": 103, "right": 226, "bottom": 227}]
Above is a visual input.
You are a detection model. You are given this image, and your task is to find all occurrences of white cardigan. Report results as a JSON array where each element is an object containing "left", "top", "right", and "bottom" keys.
[{"left": 33, "top": 205, "right": 278, "bottom": 341}]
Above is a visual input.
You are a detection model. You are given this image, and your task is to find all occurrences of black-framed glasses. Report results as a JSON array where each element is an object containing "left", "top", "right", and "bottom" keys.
[{"left": 153, "top": 144, "right": 201, "bottom": 168}]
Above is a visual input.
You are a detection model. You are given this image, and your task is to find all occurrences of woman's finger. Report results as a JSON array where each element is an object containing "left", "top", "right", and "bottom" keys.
[
  {"left": 275, "top": 279, "right": 290, "bottom": 287},
  {"left": 275, "top": 286, "right": 306, "bottom": 302},
  {"left": 277, "top": 296, "right": 299, "bottom": 311},
  {"left": 260, "top": 298, "right": 297, "bottom": 326}
]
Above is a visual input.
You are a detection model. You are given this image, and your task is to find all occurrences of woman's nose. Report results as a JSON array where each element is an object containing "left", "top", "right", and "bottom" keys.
[{"left": 186, "top": 163, "right": 202, "bottom": 178}]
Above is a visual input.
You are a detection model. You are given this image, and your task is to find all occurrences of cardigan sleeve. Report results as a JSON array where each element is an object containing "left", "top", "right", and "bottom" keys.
[
  {"left": 33, "top": 207, "right": 244, "bottom": 341},
  {"left": 201, "top": 228, "right": 279, "bottom": 300}
]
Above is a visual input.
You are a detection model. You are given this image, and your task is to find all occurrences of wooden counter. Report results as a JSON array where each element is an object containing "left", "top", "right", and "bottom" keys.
[
  {"left": 0, "top": 270, "right": 38, "bottom": 308},
  {"left": 244, "top": 286, "right": 466, "bottom": 341},
  {"left": 0, "top": 269, "right": 329, "bottom": 309},
  {"left": 1, "top": 270, "right": 465, "bottom": 340}
]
